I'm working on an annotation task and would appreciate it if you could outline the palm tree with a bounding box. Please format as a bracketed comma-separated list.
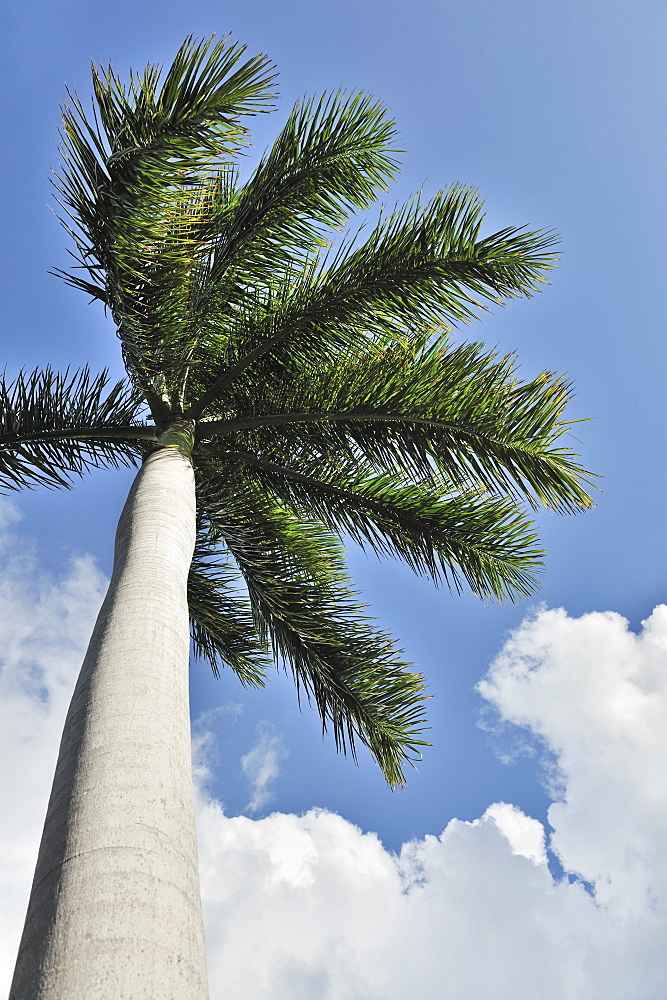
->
[4, 34, 593, 1000]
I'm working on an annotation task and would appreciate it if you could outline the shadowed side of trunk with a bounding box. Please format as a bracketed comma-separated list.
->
[10, 447, 209, 1000]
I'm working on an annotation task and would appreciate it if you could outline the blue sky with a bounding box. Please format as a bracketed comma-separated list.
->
[2, 2, 667, 996]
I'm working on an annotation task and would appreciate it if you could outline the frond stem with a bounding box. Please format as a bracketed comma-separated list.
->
[215, 449, 386, 505]
[196, 411, 558, 464]
[183, 331, 296, 421]
[0, 425, 159, 448]
[199, 410, 465, 436]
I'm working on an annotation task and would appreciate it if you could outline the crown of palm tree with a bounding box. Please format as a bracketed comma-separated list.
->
[0, 35, 593, 787]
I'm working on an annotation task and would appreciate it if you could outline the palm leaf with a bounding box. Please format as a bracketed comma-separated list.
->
[210, 452, 543, 601]
[196, 330, 594, 514]
[52, 35, 277, 411]
[0, 368, 148, 492]
[185, 186, 558, 418]
[188, 528, 271, 686]
[191, 91, 400, 311]
[197, 475, 429, 786]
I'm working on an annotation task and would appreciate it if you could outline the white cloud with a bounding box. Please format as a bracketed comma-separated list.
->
[196, 801, 599, 1000]
[191, 703, 244, 793]
[479, 605, 667, 913]
[1, 504, 666, 1000]
[240, 722, 288, 813]
[195, 604, 667, 999]
[484, 801, 547, 864]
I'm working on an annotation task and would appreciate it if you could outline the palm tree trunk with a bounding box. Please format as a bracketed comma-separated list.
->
[10, 447, 209, 1000]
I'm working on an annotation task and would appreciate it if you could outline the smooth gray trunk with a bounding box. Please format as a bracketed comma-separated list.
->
[10, 448, 209, 1000]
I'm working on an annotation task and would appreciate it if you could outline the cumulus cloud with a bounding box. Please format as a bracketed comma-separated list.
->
[479, 605, 667, 913]
[196, 605, 667, 1000]
[484, 800, 547, 864]
[1, 502, 666, 1000]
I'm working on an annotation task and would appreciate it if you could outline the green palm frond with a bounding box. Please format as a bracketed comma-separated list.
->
[186, 187, 558, 417]
[198, 485, 428, 787]
[0, 367, 148, 492]
[196, 330, 593, 514]
[188, 529, 270, 686]
[192, 92, 400, 306]
[212, 452, 543, 601]
[198, 462, 350, 599]
[56, 34, 277, 281]
[53, 35, 277, 409]
[214, 512, 426, 786]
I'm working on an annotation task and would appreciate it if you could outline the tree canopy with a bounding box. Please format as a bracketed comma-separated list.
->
[0, 35, 594, 787]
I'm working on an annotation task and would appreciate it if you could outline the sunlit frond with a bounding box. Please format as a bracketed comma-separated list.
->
[188, 528, 271, 685]
[186, 188, 558, 418]
[195, 329, 594, 514]
[197, 473, 429, 787]
[53, 35, 277, 409]
[190, 92, 400, 312]
[205, 452, 543, 601]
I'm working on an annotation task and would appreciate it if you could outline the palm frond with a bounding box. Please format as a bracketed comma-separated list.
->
[188, 529, 271, 685]
[191, 92, 399, 310]
[52, 35, 277, 405]
[196, 330, 594, 514]
[0, 367, 147, 492]
[186, 186, 558, 418]
[197, 475, 429, 786]
[214, 453, 544, 601]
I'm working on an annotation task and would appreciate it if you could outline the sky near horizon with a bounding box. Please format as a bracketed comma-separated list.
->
[2, 1, 667, 996]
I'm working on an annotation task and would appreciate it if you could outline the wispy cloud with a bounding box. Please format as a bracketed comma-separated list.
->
[241, 722, 288, 813]
[191, 703, 244, 791]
